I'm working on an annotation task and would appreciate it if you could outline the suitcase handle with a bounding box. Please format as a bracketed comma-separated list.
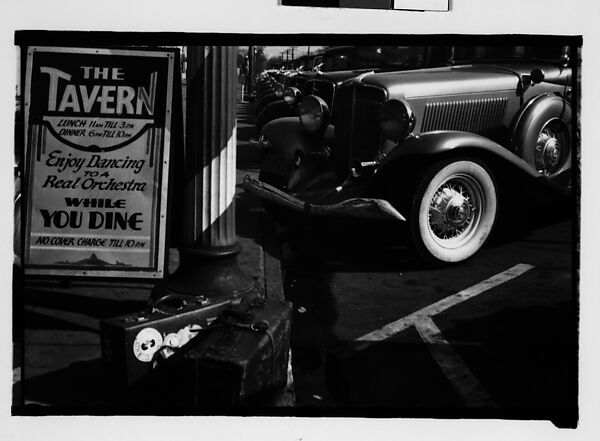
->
[150, 294, 208, 314]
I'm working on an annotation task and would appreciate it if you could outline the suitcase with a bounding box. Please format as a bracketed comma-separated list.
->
[100, 293, 243, 389]
[136, 296, 292, 408]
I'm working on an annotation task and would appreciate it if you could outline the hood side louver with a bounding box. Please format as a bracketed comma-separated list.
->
[421, 97, 508, 133]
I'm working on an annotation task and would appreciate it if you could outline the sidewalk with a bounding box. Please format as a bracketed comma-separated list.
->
[12, 97, 292, 410]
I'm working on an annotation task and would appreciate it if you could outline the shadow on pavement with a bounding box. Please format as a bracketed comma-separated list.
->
[490, 183, 574, 248]
[24, 289, 147, 324]
[326, 330, 464, 409]
[284, 267, 340, 406]
[438, 300, 578, 427]
[263, 181, 574, 273]
[319, 283, 576, 425]
[14, 357, 106, 410]
[271, 172, 576, 424]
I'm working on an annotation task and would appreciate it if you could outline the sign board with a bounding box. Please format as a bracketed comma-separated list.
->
[23, 47, 176, 278]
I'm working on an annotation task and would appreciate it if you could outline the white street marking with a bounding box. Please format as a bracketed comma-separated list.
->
[356, 263, 534, 342]
[349, 263, 534, 408]
[415, 316, 498, 408]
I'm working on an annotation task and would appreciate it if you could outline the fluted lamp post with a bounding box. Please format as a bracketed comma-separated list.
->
[162, 46, 255, 299]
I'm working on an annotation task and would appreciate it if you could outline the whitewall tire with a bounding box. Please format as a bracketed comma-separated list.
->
[409, 159, 498, 264]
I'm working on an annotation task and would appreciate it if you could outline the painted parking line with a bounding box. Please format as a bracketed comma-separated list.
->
[349, 263, 534, 407]
[415, 316, 497, 408]
[356, 263, 535, 343]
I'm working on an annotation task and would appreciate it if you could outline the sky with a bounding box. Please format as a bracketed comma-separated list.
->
[262, 46, 324, 62]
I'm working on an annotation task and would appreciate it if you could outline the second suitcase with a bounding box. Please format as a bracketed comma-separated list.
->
[137, 296, 292, 408]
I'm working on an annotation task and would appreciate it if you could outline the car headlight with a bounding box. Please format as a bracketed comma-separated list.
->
[298, 95, 330, 133]
[283, 87, 301, 105]
[380, 99, 416, 142]
[274, 84, 284, 98]
[259, 135, 272, 153]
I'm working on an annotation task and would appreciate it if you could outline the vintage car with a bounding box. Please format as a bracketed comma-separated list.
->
[292, 53, 322, 73]
[254, 71, 301, 115]
[254, 46, 370, 120]
[254, 54, 322, 113]
[301, 53, 323, 72]
[255, 46, 452, 134]
[253, 49, 343, 117]
[244, 45, 574, 265]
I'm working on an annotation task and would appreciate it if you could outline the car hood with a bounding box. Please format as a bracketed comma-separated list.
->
[299, 69, 382, 85]
[357, 62, 567, 99]
[320, 69, 383, 85]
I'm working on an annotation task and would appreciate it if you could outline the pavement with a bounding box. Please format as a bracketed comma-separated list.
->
[12, 95, 292, 412]
[274, 184, 577, 426]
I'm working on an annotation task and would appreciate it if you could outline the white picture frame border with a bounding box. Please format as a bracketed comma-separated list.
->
[393, 0, 449, 11]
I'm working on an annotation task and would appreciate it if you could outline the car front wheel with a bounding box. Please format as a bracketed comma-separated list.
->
[409, 159, 498, 265]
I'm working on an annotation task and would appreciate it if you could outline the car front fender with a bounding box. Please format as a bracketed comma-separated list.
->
[370, 130, 571, 202]
[262, 117, 334, 162]
[256, 93, 282, 114]
[378, 131, 540, 178]
[256, 100, 296, 133]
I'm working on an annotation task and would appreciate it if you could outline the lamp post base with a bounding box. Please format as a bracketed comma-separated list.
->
[153, 245, 258, 301]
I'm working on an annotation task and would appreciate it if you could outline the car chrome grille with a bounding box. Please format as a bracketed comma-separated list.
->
[333, 85, 387, 176]
[420, 97, 508, 133]
[304, 79, 336, 109]
[290, 76, 308, 90]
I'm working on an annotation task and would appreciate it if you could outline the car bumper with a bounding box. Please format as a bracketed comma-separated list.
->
[242, 175, 406, 221]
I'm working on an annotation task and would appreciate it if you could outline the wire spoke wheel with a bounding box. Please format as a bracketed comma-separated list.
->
[534, 118, 569, 177]
[410, 159, 498, 264]
[427, 175, 483, 247]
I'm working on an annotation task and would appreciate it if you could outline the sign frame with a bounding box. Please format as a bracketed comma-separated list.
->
[22, 46, 177, 279]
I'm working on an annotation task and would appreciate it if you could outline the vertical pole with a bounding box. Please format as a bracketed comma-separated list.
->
[248, 46, 254, 94]
[164, 46, 254, 299]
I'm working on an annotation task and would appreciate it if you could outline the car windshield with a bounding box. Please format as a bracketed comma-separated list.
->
[320, 46, 428, 72]
[321, 50, 354, 72]
[528, 45, 568, 62]
[299, 57, 315, 70]
[354, 46, 427, 69]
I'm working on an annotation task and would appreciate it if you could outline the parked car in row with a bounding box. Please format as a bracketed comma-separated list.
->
[254, 53, 322, 115]
[254, 46, 368, 120]
[256, 46, 452, 135]
[244, 45, 574, 265]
